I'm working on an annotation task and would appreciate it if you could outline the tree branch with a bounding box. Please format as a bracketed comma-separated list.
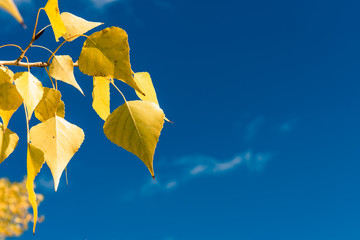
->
[0, 60, 78, 68]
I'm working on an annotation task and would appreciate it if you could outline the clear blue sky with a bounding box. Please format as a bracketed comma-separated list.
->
[1, 0, 360, 239]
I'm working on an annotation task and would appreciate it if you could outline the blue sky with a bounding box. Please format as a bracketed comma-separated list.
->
[1, 0, 360, 239]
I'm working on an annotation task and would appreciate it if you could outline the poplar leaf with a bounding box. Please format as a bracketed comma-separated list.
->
[134, 72, 171, 122]
[92, 76, 110, 120]
[104, 101, 165, 177]
[78, 27, 144, 95]
[56, 100, 65, 118]
[44, 0, 67, 42]
[49, 55, 84, 95]
[34, 87, 61, 122]
[0, 66, 14, 83]
[60, 12, 103, 41]
[0, 0, 25, 27]
[26, 143, 44, 234]
[29, 116, 84, 191]
[0, 123, 19, 164]
[0, 80, 23, 129]
[14, 72, 44, 120]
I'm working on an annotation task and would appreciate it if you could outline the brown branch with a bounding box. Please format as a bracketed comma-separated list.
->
[0, 60, 78, 68]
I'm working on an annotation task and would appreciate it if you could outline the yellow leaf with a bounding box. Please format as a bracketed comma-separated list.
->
[25, 143, 44, 234]
[29, 116, 84, 191]
[78, 27, 144, 95]
[0, 81, 23, 129]
[56, 100, 65, 118]
[44, 0, 67, 42]
[92, 76, 110, 120]
[134, 72, 159, 104]
[0, 0, 25, 27]
[103, 101, 165, 177]
[0, 123, 19, 164]
[0, 66, 14, 83]
[14, 72, 44, 120]
[60, 12, 103, 41]
[49, 55, 84, 95]
[34, 87, 61, 122]
[134, 72, 171, 122]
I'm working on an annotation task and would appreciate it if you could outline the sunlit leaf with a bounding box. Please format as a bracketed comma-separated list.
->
[78, 27, 144, 94]
[0, 123, 19, 164]
[0, 80, 23, 129]
[0, 0, 25, 27]
[104, 101, 165, 177]
[34, 87, 61, 122]
[29, 116, 84, 191]
[92, 76, 110, 120]
[14, 72, 44, 120]
[134, 72, 171, 122]
[49, 55, 84, 95]
[25, 143, 45, 234]
[60, 12, 103, 41]
[44, 0, 67, 42]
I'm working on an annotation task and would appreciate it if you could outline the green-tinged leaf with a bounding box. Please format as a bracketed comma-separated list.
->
[92, 76, 110, 120]
[34, 87, 61, 122]
[56, 100, 65, 118]
[29, 116, 84, 191]
[14, 72, 44, 120]
[25, 143, 45, 234]
[0, 81, 23, 129]
[44, 0, 67, 41]
[0, 66, 14, 83]
[0, 123, 19, 164]
[134, 72, 171, 122]
[78, 27, 144, 94]
[0, 0, 25, 27]
[60, 12, 103, 41]
[49, 55, 84, 95]
[103, 101, 165, 177]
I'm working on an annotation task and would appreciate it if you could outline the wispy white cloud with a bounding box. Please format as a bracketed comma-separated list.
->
[121, 151, 272, 200]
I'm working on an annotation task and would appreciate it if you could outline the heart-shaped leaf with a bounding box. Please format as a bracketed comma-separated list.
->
[30, 116, 84, 191]
[78, 27, 144, 95]
[104, 101, 165, 177]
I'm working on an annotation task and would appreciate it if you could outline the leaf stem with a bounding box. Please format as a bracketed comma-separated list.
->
[31, 45, 54, 54]
[109, 79, 127, 102]
[32, 8, 44, 40]
[0, 44, 23, 51]
[44, 67, 55, 89]
[47, 34, 88, 64]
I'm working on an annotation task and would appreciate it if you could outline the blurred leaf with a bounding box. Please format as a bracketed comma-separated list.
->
[104, 101, 165, 177]
[0, 0, 25, 27]
[56, 100, 65, 118]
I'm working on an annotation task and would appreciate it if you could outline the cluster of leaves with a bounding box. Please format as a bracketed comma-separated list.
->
[0, 0, 169, 234]
[0, 178, 43, 239]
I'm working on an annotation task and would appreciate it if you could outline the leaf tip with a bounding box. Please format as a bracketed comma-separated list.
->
[152, 175, 155, 180]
